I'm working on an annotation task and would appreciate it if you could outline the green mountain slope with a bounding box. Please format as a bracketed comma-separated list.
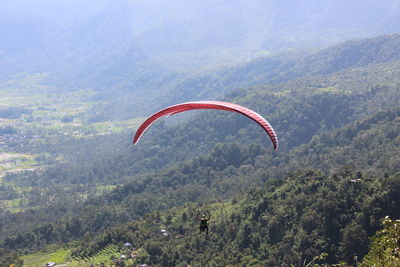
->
[66, 109, 400, 266]
[1, 34, 400, 265]
[2, 102, 399, 266]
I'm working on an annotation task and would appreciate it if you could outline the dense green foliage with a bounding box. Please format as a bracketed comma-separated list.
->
[0, 248, 23, 266]
[360, 215, 400, 266]
[69, 170, 400, 266]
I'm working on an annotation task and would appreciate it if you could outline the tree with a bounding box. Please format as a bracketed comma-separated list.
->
[360, 216, 400, 267]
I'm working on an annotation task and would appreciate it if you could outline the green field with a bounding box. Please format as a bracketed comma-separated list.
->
[22, 245, 137, 267]
[22, 249, 69, 267]
[0, 153, 39, 179]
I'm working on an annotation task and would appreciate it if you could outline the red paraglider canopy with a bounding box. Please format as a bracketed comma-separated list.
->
[133, 101, 278, 150]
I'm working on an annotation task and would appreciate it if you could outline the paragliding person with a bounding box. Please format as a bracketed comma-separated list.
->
[196, 211, 210, 235]
[133, 101, 279, 150]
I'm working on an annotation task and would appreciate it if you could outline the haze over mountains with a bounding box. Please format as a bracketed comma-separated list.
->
[2, 0, 400, 118]
[2, 0, 400, 80]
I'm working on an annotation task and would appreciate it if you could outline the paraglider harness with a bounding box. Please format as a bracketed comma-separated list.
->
[196, 211, 210, 235]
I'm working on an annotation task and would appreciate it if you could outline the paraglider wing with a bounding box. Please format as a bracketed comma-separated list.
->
[133, 101, 278, 150]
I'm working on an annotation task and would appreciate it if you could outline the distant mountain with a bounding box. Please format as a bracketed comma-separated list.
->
[2, 0, 400, 83]
[208, 33, 400, 96]
[2, 1, 400, 123]
[94, 33, 400, 120]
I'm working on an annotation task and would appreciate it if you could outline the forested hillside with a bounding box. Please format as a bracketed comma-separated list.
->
[1, 34, 400, 266]
[69, 169, 400, 266]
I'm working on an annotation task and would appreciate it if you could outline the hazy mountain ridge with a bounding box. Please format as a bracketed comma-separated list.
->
[2, 0, 400, 59]
[82, 33, 400, 122]
[2, 0, 400, 97]
[217, 33, 400, 92]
